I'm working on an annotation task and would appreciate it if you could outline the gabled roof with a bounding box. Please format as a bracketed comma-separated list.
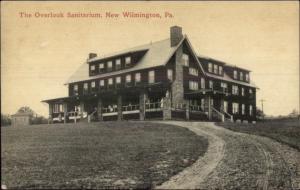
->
[65, 37, 186, 84]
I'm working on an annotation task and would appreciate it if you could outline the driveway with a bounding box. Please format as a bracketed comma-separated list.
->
[155, 121, 300, 190]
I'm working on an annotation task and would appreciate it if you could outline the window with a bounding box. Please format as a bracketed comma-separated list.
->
[125, 56, 131, 66]
[73, 84, 78, 95]
[116, 76, 121, 84]
[91, 81, 96, 88]
[189, 81, 198, 90]
[214, 65, 218, 74]
[219, 66, 223, 75]
[100, 80, 105, 87]
[182, 54, 189, 66]
[209, 80, 213, 89]
[189, 68, 198, 76]
[242, 104, 245, 115]
[221, 82, 228, 93]
[249, 105, 253, 116]
[135, 73, 141, 83]
[240, 72, 243, 81]
[208, 63, 213, 72]
[116, 59, 121, 70]
[201, 98, 205, 111]
[241, 87, 245, 96]
[249, 89, 253, 94]
[83, 83, 88, 94]
[126, 74, 131, 83]
[149, 70, 155, 83]
[167, 69, 173, 80]
[233, 70, 237, 79]
[232, 85, 239, 95]
[108, 78, 113, 85]
[201, 78, 205, 89]
[107, 61, 113, 71]
[245, 74, 249, 82]
[232, 102, 239, 114]
[91, 65, 95, 71]
[223, 101, 228, 113]
[99, 63, 105, 73]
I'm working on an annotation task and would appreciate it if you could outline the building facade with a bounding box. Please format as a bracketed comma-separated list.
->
[43, 26, 257, 123]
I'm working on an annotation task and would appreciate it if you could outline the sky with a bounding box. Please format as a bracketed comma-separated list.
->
[1, 1, 299, 117]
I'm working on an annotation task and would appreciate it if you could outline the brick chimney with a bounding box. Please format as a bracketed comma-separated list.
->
[88, 53, 97, 59]
[170, 26, 183, 47]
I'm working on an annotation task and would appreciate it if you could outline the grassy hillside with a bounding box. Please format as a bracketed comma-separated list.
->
[217, 118, 300, 150]
[1, 121, 208, 189]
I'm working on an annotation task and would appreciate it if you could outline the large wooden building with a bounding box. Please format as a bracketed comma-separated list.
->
[43, 26, 257, 123]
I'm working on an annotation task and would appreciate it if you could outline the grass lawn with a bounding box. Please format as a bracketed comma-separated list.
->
[1, 121, 208, 189]
[217, 118, 300, 150]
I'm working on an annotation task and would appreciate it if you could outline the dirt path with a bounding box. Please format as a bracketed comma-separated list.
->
[155, 121, 300, 190]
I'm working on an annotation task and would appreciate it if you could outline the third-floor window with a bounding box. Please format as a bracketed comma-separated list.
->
[189, 68, 198, 76]
[125, 56, 131, 67]
[107, 61, 113, 71]
[245, 74, 249, 82]
[240, 72, 243, 81]
[219, 66, 223, 75]
[208, 63, 213, 72]
[99, 63, 105, 73]
[214, 65, 218, 74]
[116, 59, 121, 70]
[182, 54, 189, 66]
[233, 70, 237, 79]
[91, 65, 95, 71]
[73, 84, 78, 95]
[149, 70, 155, 83]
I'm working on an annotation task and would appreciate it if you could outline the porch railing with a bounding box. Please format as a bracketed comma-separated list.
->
[172, 103, 187, 111]
[145, 102, 162, 112]
[211, 107, 225, 122]
[122, 104, 139, 111]
[190, 105, 205, 112]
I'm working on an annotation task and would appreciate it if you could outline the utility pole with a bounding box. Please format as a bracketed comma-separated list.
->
[260, 99, 266, 120]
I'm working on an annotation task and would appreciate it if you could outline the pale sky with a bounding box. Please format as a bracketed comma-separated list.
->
[1, 1, 299, 117]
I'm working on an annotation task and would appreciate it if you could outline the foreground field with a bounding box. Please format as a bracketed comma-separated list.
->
[217, 118, 300, 150]
[1, 122, 208, 189]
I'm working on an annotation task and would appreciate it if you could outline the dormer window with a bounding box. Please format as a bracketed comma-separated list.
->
[233, 70, 237, 79]
[182, 54, 189, 66]
[116, 59, 121, 70]
[148, 70, 155, 83]
[219, 66, 223, 75]
[208, 63, 213, 72]
[189, 68, 198, 76]
[107, 61, 113, 71]
[245, 74, 249, 82]
[240, 72, 243, 81]
[126, 74, 132, 83]
[125, 56, 131, 67]
[213, 65, 218, 74]
[99, 63, 105, 73]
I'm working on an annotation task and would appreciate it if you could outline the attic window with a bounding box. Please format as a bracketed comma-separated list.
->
[214, 65, 218, 74]
[116, 59, 121, 70]
[233, 70, 237, 79]
[240, 72, 243, 81]
[182, 54, 189, 66]
[125, 56, 131, 66]
[219, 66, 223, 75]
[107, 61, 113, 71]
[208, 63, 213, 72]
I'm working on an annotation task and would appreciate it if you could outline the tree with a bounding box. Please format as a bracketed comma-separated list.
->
[288, 109, 299, 118]
[17, 106, 35, 115]
[1, 114, 11, 126]
[256, 108, 265, 120]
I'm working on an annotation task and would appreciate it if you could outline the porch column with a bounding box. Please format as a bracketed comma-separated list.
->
[63, 103, 68, 124]
[185, 100, 190, 120]
[163, 96, 172, 120]
[80, 101, 84, 119]
[97, 98, 103, 121]
[139, 91, 146, 121]
[117, 94, 122, 121]
[205, 96, 212, 120]
[48, 104, 53, 124]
